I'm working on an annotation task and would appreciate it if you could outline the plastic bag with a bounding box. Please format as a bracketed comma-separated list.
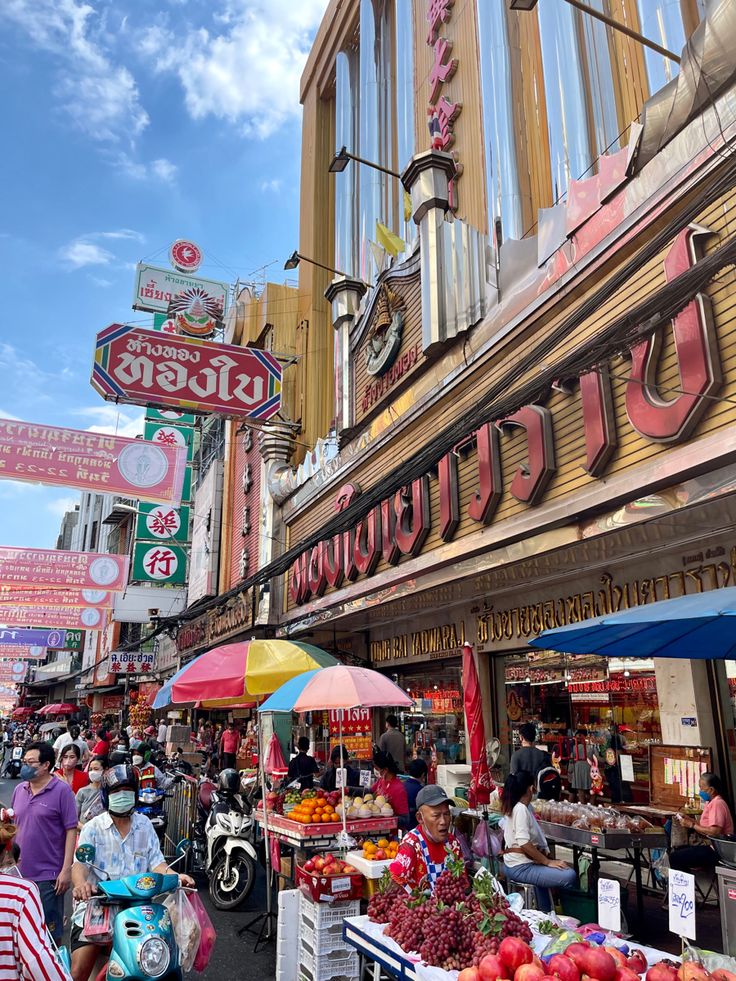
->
[164, 888, 201, 972]
[472, 819, 491, 858]
[188, 891, 216, 973]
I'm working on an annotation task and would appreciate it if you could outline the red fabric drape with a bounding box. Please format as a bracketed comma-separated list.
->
[462, 643, 493, 806]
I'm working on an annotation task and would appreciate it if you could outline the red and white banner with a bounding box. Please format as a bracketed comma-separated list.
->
[0, 548, 129, 590]
[0, 663, 27, 684]
[0, 418, 187, 506]
[0, 605, 105, 630]
[0, 587, 113, 609]
[0, 646, 46, 660]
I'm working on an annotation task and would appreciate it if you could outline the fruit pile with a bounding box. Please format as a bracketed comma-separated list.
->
[264, 791, 284, 814]
[301, 853, 358, 876]
[367, 858, 533, 972]
[288, 789, 342, 825]
[361, 837, 399, 862]
[337, 793, 394, 819]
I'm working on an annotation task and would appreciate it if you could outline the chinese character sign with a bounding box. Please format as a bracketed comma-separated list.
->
[143, 422, 195, 461]
[92, 325, 282, 421]
[135, 504, 190, 544]
[0, 419, 187, 507]
[109, 650, 155, 674]
[0, 548, 129, 590]
[132, 542, 187, 585]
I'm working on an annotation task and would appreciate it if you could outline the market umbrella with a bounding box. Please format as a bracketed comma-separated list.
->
[169, 640, 339, 704]
[37, 703, 77, 716]
[152, 655, 205, 709]
[11, 706, 33, 718]
[528, 587, 736, 659]
[462, 643, 493, 806]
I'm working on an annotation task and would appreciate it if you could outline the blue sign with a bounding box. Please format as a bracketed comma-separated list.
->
[0, 628, 68, 648]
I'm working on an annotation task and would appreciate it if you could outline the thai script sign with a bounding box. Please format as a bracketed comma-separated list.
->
[0, 587, 113, 609]
[0, 662, 27, 684]
[0, 419, 187, 507]
[169, 240, 203, 275]
[109, 650, 155, 674]
[0, 548, 129, 591]
[176, 590, 253, 656]
[0, 605, 105, 630]
[0, 646, 46, 660]
[132, 542, 187, 585]
[132, 262, 228, 316]
[92, 325, 282, 421]
[0, 628, 80, 649]
[328, 709, 371, 734]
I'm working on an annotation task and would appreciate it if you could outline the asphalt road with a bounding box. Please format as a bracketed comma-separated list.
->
[0, 777, 277, 980]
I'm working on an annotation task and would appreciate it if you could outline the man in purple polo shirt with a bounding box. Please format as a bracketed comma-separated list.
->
[12, 740, 77, 942]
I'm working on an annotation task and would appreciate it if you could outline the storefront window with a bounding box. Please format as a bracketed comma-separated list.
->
[635, 0, 686, 93]
[335, 48, 360, 278]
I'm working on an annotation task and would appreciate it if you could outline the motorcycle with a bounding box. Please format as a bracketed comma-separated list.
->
[202, 777, 258, 910]
[2, 745, 22, 779]
[75, 844, 183, 981]
[136, 786, 169, 842]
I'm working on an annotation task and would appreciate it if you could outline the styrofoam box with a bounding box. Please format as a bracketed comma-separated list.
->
[344, 851, 391, 879]
[276, 889, 300, 981]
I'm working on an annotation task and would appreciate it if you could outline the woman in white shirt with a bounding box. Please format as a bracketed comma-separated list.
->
[501, 770, 577, 911]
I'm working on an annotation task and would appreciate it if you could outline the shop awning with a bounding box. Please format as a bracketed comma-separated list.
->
[528, 587, 736, 659]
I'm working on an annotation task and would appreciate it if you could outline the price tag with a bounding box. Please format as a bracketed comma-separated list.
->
[619, 754, 635, 782]
[331, 876, 350, 893]
[669, 869, 696, 939]
[359, 769, 372, 788]
[335, 767, 347, 788]
[597, 877, 621, 931]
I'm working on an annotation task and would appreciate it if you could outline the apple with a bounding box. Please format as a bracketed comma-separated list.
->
[303, 859, 315, 873]
[500, 939, 533, 974]
[548, 955, 580, 981]
[711, 971, 736, 981]
[578, 947, 617, 981]
[566, 946, 592, 971]
[342, 864, 357, 873]
[647, 969, 678, 981]
[627, 953, 648, 975]
[459, 970, 481, 981]
[614, 969, 641, 981]
[312, 857, 325, 872]
[375, 849, 387, 860]
[479, 954, 511, 981]
[605, 950, 628, 969]
[516, 964, 546, 981]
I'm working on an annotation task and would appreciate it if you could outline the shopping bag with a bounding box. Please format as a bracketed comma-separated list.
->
[472, 819, 491, 858]
[164, 889, 201, 972]
[188, 891, 216, 973]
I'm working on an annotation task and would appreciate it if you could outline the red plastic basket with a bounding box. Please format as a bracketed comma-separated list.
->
[296, 864, 363, 902]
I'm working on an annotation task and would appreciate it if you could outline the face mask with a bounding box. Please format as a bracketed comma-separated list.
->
[132, 755, 143, 766]
[108, 790, 136, 815]
[20, 764, 38, 782]
[88, 770, 103, 783]
[699, 790, 710, 802]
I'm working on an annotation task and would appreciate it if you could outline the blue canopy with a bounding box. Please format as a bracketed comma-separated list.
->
[528, 587, 736, 659]
[257, 669, 320, 713]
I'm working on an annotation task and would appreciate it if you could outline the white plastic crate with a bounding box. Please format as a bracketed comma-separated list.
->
[299, 893, 360, 927]
[300, 917, 344, 956]
[277, 889, 301, 981]
[298, 945, 359, 981]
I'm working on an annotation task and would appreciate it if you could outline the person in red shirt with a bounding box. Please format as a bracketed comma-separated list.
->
[389, 785, 463, 892]
[220, 721, 241, 770]
[671, 772, 735, 874]
[53, 745, 89, 795]
[372, 748, 409, 825]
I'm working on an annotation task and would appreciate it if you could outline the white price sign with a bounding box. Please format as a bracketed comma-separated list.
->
[359, 769, 372, 788]
[335, 767, 347, 789]
[597, 877, 621, 931]
[669, 869, 696, 939]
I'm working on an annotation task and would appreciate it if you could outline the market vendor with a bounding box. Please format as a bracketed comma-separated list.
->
[320, 744, 359, 792]
[670, 771, 734, 874]
[372, 748, 409, 825]
[388, 785, 463, 891]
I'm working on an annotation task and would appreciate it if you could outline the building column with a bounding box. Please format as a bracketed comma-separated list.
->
[324, 276, 368, 436]
[259, 422, 297, 622]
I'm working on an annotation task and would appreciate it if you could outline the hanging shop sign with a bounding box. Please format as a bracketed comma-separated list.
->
[132, 263, 228, 317]
[328, 709, 370, 734]
[142, 421, 194, 461]
[101, 694, 124, 710]
[176, 589, 254, 657]
[92, 325, 282, 421]
[132, 542, 187, 585]
[0, 646, 46, 660]
[0, 419, 187, 507]
[109, 650, 155, 674]
[169, 240, 203, 275]
[0, 587, 113, 610]
[187, 462, 223, 604]
[0, 548, 129, 591]
[369, 620, 466, 667]
[135, 504, 190, 544]
[0, 605, 105, 630]
[0, 628, 79, 650]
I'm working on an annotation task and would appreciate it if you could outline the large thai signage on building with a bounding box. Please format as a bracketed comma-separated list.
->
[109, 650, 155, 674]
[92, 325, 282, 421]
[132, 263, 229, 317]
[176, 590, 253, 657]
[369, 617, 467, 667]
[0, 419, 187, 506]
[288, 226, 724, 608]
[0, 548, 129, 591]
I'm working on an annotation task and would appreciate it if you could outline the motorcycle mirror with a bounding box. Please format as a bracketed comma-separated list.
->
[75, 844, 95, 865]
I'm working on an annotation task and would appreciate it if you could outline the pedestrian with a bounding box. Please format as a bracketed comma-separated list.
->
[54, 744, 90, 794]
[91, 727, 111, 758]
[569, 728, 593, 804]
[11, 741, 78, 943]
[76, 756, 106, 828]
[0, 809, 72, 980]
[157, 718, 168, 746]
[372, 748, 409, 826]
[220, 720, 241, 771]
[510, 723, 552, 779]
[287, 735, 319, 789]
[379, 714, 406, 772]
[320, 744, 359, 792]
[52, 724, 89, 767]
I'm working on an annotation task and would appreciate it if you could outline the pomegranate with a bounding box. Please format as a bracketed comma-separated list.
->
[566, 945, 593, 971]
[578, 947, 617, 981]
[677, 966, 710, 981]
[605, 950, 628, 969]
[614, 968, 642, 981]
[515, 965, 546, 981]
[711, 971, 736, 981]
[627, 952, 648, 974]
[499, 938, 533, 973]
[459, 970, 481, 981]
[548, 955, 581, 981]
[646, 968, 678, 981]
[479, 954, 511, 981]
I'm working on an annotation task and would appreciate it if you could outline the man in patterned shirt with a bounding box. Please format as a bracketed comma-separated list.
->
[389, 785, 464, 892]
[69, 765, 194, 981]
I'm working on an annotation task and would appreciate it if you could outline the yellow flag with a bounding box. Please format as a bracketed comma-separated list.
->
[403, 190, 413, 223]
[376, 221, 405, 258]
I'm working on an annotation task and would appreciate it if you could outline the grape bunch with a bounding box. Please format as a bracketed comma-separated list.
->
[367, 888, 400, 924]
[472, 931, 501, 966]
[385, 902, 429, 952]
[433, 852, 470, 907]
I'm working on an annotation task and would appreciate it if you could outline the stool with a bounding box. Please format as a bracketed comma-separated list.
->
[509, 882, 537, 909]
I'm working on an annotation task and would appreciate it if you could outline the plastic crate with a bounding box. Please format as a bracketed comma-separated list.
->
[296, 864, 363, 902]
[298, 945, 359, 981]
[300, 920, 344, 956]
[299, 893, 360, 926]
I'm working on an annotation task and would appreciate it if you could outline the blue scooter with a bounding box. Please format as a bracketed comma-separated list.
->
[75, 845, 183, 981]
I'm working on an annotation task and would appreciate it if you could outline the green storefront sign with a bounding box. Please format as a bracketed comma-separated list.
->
[132, 541, 188, 585]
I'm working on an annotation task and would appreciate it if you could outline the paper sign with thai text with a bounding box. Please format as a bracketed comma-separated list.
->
[92, 325, 282, 421]
[109, 650, 155, 674]
[0, 587, 113, 609]
[132, 263, 229, 316]
[0, 419, 186, 506]
[0, 605, 105, 630]
[0, 663, 28, 684]
[669, 869, 696, 938]
[597, 878, 621, 931]
[0, 646, 46, 660]
[0, 547, 129, 591]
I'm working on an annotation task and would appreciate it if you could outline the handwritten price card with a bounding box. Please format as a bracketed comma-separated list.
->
[597, 877, 621, 931]
[669, 869, 696, 939]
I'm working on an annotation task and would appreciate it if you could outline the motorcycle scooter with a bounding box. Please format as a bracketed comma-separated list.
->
[204, 774, 258, 910]
[75, 844, 184, 981]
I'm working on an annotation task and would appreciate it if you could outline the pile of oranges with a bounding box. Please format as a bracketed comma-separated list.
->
[362, 837, 399, 861]
[288, 796, 341, 825]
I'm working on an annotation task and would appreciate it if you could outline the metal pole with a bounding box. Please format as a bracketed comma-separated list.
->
[562, 0, 680, 63]
[344, 152, 402, 179]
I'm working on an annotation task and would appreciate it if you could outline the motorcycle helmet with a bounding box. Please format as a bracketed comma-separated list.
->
[217, 768, 240, 793]
[103, 764, 139, 793]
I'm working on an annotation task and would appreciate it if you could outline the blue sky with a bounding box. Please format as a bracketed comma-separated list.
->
[0, 0, 327, 549]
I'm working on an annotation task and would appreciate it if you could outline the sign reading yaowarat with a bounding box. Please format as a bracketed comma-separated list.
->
[0, 587, 114, 609]
[0, 605, 105, 630]
[0, 548, 129, 591]
[132, 263, 228, 315]
[0, 419, 187, 506]
[92, 326, 282, 420]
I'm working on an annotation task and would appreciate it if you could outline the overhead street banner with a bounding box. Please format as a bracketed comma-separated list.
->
[0, 628, 82, 649]
[92, 325, 282, 420]
[0, 605, 105, 630]
[0, 419, 187, 506]
[0, 548, 129, 591]
[0, 663, 28, 684]
[0, 587, 114, 609]
[0, 646, 47, 660]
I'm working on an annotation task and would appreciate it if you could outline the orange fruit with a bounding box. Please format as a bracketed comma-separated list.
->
[330, 813, 340, 822]
[377, 839, 389, 849]
[322, 814, 331, 823]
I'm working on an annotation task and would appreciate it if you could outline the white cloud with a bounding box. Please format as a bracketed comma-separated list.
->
[151, 158, 178, 182]
[96, 229, 145, 242]
[0, 409, 21, 421]
[141, 0, 328, 138]
[72, 405, 144, 439]
[260, 178, 282, 193]
[4, 0, 148, 144]
[88, 275, 114, 288]
[113, 153, 178, 183]
[59, 241, 114, 269]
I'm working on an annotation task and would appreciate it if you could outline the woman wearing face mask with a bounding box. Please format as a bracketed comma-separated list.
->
[75, 756, 106, 828]
[371, 748, 409, 826]
[54, 744, 90, 795]
[671, 772, 734, 874]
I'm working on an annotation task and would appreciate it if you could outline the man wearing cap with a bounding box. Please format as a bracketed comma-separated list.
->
[389, 785, 463, 892]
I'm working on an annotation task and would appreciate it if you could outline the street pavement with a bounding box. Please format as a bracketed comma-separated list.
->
[0, 776, 277, 980]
